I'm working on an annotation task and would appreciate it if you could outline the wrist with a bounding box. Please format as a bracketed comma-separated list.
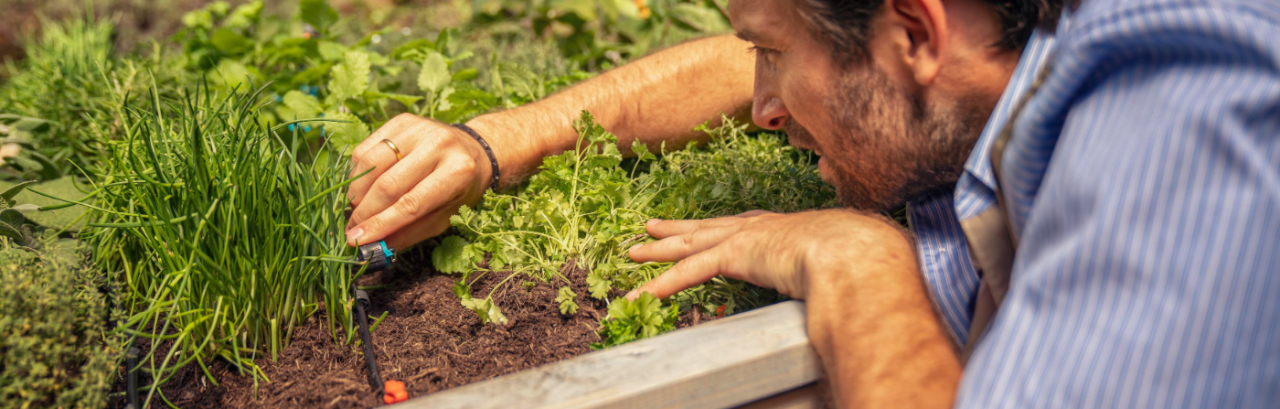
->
[800, 211, 922, 337]
[462, 114, 531, 190]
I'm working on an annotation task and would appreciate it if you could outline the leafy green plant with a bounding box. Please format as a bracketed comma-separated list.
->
[0, 181, 37, 246]
[0, 18, 116, 181]
[472, 0, 731, 69]
[80, 85, 360, 401]
[433, 112, 836, 341]
[590, 292, 678, 349]
[0, 245, 122, 409]
[176, 0, 592, 156]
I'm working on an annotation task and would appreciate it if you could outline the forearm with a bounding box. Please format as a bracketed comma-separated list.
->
[805, 219, 961, 408]
[466, 35, 755, 187]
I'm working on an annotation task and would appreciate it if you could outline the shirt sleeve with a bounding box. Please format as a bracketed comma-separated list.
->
[957, 3, 1280, 408]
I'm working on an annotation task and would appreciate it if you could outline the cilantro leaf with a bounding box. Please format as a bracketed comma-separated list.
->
[432, 236, 477, 274]
[461, 297, 509, 325]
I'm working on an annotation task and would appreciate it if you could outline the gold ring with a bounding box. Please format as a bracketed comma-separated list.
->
[380, 139, 403, 161]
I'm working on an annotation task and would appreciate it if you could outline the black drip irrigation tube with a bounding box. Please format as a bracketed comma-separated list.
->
[352, 241, 405, 404]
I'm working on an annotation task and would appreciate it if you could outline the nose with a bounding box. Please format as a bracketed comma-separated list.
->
[752, 96, 790, 131]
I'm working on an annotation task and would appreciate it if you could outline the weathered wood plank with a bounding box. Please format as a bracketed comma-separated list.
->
[399, 300, 820, 409]
[735, 384, 827, 409]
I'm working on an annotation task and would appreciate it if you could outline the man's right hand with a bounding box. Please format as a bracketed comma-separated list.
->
[344, 113, 494, 250]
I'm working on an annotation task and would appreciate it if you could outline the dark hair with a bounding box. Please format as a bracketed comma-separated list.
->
[798, 0, 1071, 63]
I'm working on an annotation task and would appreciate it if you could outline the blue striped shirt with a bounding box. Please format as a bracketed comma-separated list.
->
[909, 0, 1280, 406]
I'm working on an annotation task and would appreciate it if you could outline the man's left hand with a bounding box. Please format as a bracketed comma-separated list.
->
[626, 209, 904, 300]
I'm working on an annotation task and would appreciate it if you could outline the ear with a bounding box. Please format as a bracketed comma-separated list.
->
[886, 0, 947, 86]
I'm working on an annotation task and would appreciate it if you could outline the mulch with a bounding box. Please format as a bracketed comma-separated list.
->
[110, 245, 708, 408]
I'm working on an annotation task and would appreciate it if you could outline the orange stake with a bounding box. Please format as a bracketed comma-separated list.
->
[383, 380, 409, 404]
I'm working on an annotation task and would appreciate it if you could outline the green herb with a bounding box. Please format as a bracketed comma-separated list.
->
[591, 292, 678, 349]
[81, 85, 358, 399]
[0, 246, 123, 409]
[556, 286, 580, 315]
[433, 111, 835, 338]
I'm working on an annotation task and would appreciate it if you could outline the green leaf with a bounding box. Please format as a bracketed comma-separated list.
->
[452, 68, 480, 83]
[282, 91, 322, 119]
[317, 41, 348, 62]
[211, 29, 253, 54]
[587, 268, 613, 300]
[630, 140, 657, 162]
[9, 178, 88, 231]
[385, 93, 424, 110]
[211, 59, 254, 90]
[417, 51, 450, 94]
[452, 278, 472, 299]
[461, 297, 509, 325]
[555, 287, 579, 315]
[594, 293, 677, 348]
[0, 180, 35, 202]
[328, 51, 371, 103]
[0, 209, 24, 240]
[0, 218, 22, 241]
[223, 1, 263, 29]
[300, 0, 339, 33]
[182, 9, 215, 29]
[432, 236, 476, 274]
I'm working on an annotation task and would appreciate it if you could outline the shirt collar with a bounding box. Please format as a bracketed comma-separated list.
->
[961, 28, 1061, 193]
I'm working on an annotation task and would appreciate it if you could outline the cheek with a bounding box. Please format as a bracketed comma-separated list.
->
[782, 67, 841, 144]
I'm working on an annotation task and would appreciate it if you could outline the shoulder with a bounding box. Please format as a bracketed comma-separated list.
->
[1058, 0, 1280, 76]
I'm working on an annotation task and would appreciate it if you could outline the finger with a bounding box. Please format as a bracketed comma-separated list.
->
[627, 245, 741, 300]
[629, 225, 739, 263]
[346, 151, 442, 230]
[346, 160, 470, 246]
[350, 113, 419, 162]
[735, 210, 776, 217]
[645, 217, 750, 239]
[347, 119, 426, 207]
[382, 207, 455, 251]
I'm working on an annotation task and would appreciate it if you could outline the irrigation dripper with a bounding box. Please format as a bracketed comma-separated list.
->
[350, 240, 410, 404]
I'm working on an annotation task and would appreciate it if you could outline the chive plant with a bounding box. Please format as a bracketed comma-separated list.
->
[81, 84, 361, 402]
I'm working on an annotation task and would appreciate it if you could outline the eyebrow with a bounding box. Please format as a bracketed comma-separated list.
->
[734, 29, 760, 43]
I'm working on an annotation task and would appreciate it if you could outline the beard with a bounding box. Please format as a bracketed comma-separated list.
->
[785, 67, 984, 212]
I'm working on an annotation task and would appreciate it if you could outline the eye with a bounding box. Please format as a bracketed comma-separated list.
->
[749, 45, 778, 64]
[748, 45, 776, 56]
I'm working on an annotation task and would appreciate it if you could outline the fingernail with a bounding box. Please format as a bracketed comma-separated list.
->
[629, 244, 641, 253]
[346, 227, 364, 244]
[646, 219, 660, 227]
[625, 290, 639, 300]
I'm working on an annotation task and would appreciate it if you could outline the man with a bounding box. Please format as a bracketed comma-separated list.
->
[344, 0, 1280, 407]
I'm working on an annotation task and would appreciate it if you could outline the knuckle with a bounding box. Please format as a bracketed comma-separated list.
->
[679, 234, 697, 249]
[395, 193, 427, 217]
[393, 113, 420, 123]
[372, 174, 403, 198]
[453, 158, 478, 175]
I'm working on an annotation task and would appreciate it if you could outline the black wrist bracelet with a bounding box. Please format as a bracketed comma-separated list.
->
[452, 123, 501, 191]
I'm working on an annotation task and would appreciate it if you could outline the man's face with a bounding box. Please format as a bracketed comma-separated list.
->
[729, 0, 987, 212]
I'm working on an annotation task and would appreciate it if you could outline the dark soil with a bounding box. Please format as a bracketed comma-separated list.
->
[112, 246, 709, 408]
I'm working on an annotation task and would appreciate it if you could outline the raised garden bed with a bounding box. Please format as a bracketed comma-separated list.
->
[123, 247, 823, 409]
